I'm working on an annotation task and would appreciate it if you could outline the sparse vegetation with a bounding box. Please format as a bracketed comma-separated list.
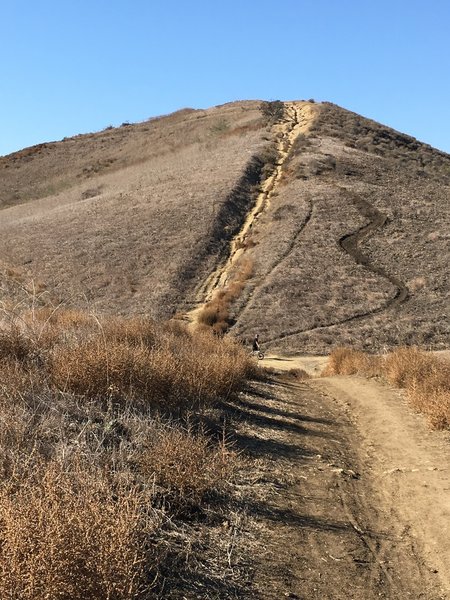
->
[210, 118, 230, 134]
[324, 347, 450, 429]
[311, 102, 450, 180]
[0, 101, 268, 321]
[235, 102, 450, 354]
[1, 99, 449, 353]
[2, 99, 449, 597]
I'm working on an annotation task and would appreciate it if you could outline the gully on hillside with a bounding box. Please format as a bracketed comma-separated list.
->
[186, 101, 318, 326]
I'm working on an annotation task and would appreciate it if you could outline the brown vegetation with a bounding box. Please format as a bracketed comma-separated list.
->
[259, 100, 286, 124]
[0, 307, 255, 598]
[1, 100, 449, 354]
[311, 102, 450, 180]
[324, 347, 450, 429]
[0, 101, 268, 319]
[198, 259, 254, 335]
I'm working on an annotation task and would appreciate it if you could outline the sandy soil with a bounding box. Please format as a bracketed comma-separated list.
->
[234, 373, 449, 599]
[262, 353, 328, 376]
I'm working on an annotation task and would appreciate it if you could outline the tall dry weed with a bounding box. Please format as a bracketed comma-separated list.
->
[139, 425, 237, 512]
[198, 259, 253, 334]
[325, 346, 450, 428]
[323, 347, 382, 377]
[0, 459, 161, 600]
[48, 325, 254, 411]
[0, 308, 252, 596]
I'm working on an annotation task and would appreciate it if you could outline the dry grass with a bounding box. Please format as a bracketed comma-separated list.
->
[325, 347, 450, 429]
[0, 101, 267, 320]
[0, 307, 255, 410]
[0, 307, 254, 597]
[311, 102, 450, 179]
[198, 259, 253, 335]
[0, 459, 160, 600]
[139, 426, 236, 512]
[2, 102, 449, 355]
[235, 103, 450, 354]
[323, 347, 382, 377]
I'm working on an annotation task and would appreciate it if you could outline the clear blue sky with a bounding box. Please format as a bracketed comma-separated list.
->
[1, 0, 449, 156]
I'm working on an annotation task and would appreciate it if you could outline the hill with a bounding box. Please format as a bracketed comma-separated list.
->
[1, 100, 449, 353]
[0, 102, 269, 317]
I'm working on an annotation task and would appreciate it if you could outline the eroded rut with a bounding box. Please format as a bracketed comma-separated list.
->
[186, 102, 317, 323]
[340, 190, 408, 306]
[186, 99, 408, 341]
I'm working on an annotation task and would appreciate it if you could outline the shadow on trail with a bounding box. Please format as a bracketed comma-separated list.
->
[231, 430, 317, 460]
[219, 378, 337, 461]
[244, 498, 353, 534]
[238, 396, 333, 425]
[158, 557, 252, 600]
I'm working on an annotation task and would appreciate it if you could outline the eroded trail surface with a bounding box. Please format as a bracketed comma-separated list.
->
[234, 373, 449, 599]
[187, 102, 317, 324]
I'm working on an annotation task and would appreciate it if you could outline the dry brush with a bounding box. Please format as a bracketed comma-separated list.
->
[0, 308, 256, 598]
[325, 346, 450, 429]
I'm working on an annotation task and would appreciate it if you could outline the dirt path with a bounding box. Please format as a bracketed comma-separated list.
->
[186, 102, 318, 324]
[178, 98, 449, 596]
[265, 188, 409, 346]
[234, 373, 449, 599]
[313, 375, 450, 590]
[261, 353, 328, 376]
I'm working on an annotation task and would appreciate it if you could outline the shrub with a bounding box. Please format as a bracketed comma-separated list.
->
[259, 100, 285, 124]
[197, 260, 253, 335]
[323, 347, 381, 376]
[48, 323, 253, 411]
[0, 307, 252, 597]
[139, 425, 237, 512]
[0, 326, 33, 362]
[0, 459, 161, 600]
[210, 118, 229, 134]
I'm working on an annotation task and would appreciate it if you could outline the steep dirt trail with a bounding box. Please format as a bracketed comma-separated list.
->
[265, 187, 409, 346]
[235, 372, 449, 598]
[186, 102, 317, 324]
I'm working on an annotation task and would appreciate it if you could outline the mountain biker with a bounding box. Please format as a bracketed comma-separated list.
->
[252, 334, 260, 352]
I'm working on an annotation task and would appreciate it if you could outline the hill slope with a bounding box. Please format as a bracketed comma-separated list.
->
[1, 101, 449, 352]
[0, 102, 269, 317]
[231, 102, 450, 352]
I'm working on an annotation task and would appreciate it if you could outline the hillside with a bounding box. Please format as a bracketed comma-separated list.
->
[1, 100, 449, 353]
[0, 102, 269, 318]
[233, 102, 450, 352]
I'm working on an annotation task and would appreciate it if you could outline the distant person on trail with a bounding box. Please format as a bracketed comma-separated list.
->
[252, 334, 260, 352]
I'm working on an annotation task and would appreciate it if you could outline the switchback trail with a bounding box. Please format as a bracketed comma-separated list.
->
[265, 188, 409, 346]
[234, 371, 449, 598]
